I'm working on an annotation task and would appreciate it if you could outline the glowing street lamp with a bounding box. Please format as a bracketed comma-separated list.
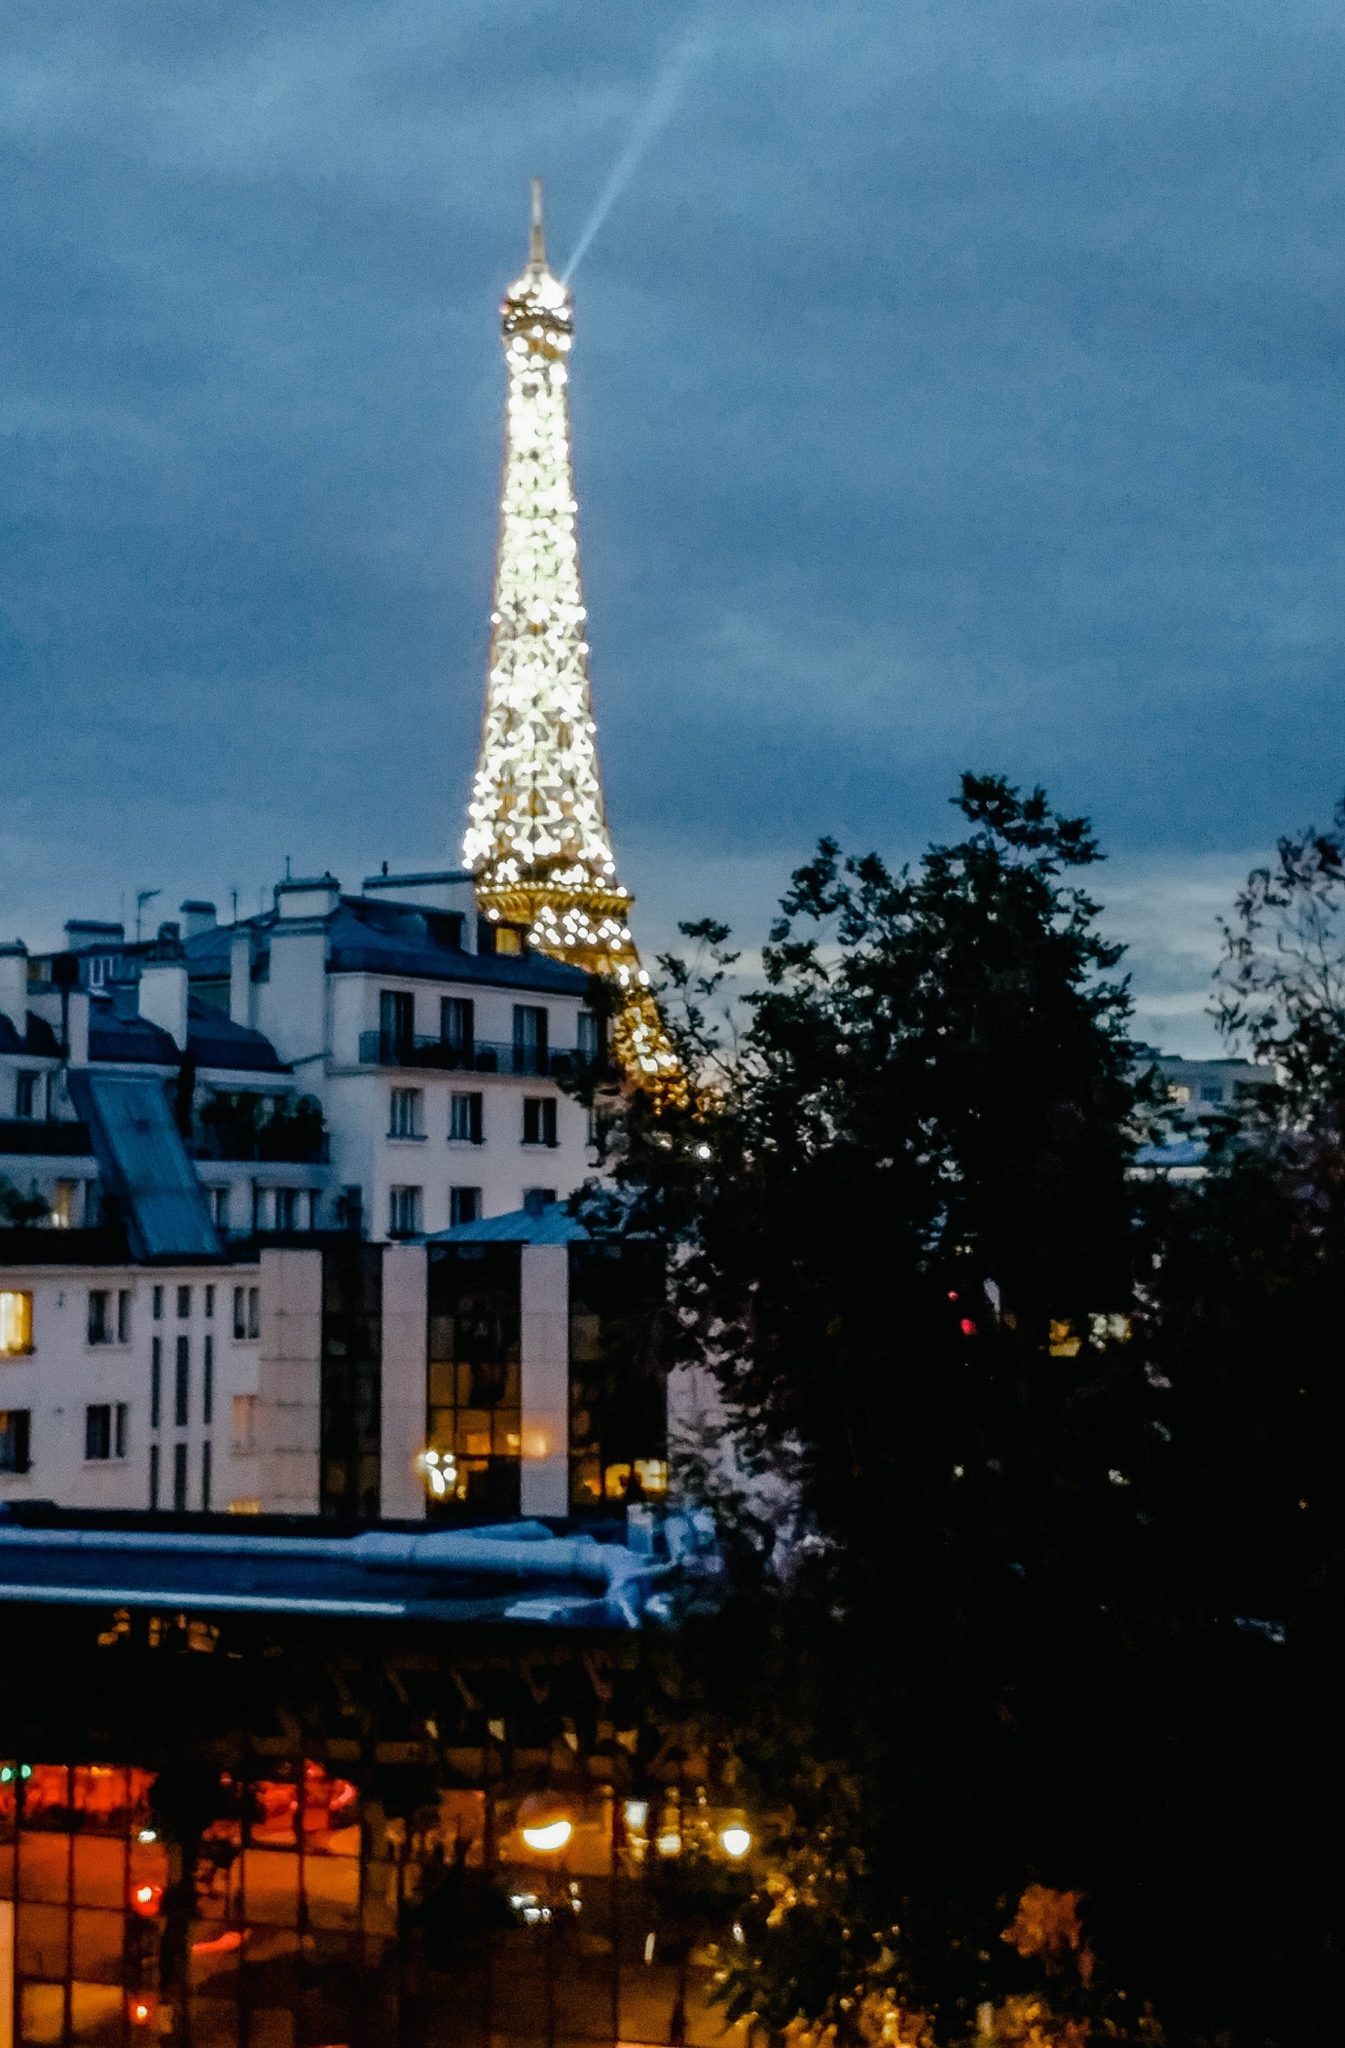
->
[719, 1824, 752, 1860]
[517, 1792, 574, 1855]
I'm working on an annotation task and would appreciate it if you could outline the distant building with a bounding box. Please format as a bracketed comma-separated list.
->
[1131, 1046, 1275, 1177]
[1, 871, 602, 1250]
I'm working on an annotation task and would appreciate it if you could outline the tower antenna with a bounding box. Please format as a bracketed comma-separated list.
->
[530, 176, 546, 266]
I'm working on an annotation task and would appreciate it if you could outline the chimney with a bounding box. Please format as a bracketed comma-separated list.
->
[274, 873, 340, 921]
[179, 899, 217, 940]
[66, 989, 90, 1068]
[139, 928, 189, 1049]
[229, 929, 253, 1027]
[0, 941, 28, 1033]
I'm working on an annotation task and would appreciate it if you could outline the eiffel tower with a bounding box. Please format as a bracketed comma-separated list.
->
[463, 182, 683, 1103]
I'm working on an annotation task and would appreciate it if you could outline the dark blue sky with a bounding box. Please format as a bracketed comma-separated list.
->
[3, 0, 1342, 1049]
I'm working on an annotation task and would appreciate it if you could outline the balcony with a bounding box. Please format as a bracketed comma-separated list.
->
[0, 1118, 91, 1157]
[357, 1033, 597, 1080]
[193, 1097, 330, 1164]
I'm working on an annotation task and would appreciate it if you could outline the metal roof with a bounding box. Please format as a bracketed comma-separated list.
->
[424, 1200, 590, 1247]
[0, 1514, 699, 1629]
[69, 1069, 221, 1260]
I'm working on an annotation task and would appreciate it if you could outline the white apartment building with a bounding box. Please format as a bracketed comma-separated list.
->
[1, 867, 601, 1253]
[1, 1216, 670, 1525]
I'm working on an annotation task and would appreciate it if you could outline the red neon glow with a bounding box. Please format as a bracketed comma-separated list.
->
[130, 1881, 163, 1917]
[959, 1318, 977, 1337]
[191, 1928, 247, 1956]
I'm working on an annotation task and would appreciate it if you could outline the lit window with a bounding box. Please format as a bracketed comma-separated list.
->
[494, 927, 523, 956]
[0, 1291, 33, 1357]
[50, 1180, 78, 1229]
[229, 1497, 262, 1515]
[522, 1097, 558, 1147]
[1167, 1083, 1192, 1106]
[1048, 1319, 1082, 1358]
[389, 1088, 424, 1139]
[232, 1393, 258, 1453]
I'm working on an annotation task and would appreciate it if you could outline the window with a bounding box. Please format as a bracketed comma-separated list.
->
[150, 1338, 161, 1429]
[203, 1335, 214, 1427]
[1167, 1082, 1192, 1106]
[441, 997, 475, 1059]
[152, 1285, 163, 1320]
[233, 1286, 259, 1340]
[493, 926, 523, 956]
[209, 1185, 230, 1229]
[229, 1497, 261, 1515]
[174, 1335, 189, 1429]
[201, 1439, 212, 1512]
[14, 1071, 37, 1118]
[577, 1010, 601, 1061]
[232, 1393, 258, 1454]
[87, 1289, 129, 1346]
[177, 1285, 192, 1319]
[0, 1291, 33, 1357]
[512, 1004, 548, 1074]
[1200, 1082, 1224, 1104]
[51, 1179, 77, 1228]
[149, 1441, 159, 1510]
[274, 1187, 301, 1230]
[172, 1440, 188, 1510]
[522, 1096, 558, 1148]
[0, 1409, 31, 1474]
[389, 1185, 423, 1237]
[379, 988, 414, 1059]
[449, 1185, 482, 1227]
[85, 1403, 128, 1462]
[389, 1087, 424, 1138]
[204, 1284, 215, 1320]
[449, 1092, 484, 1144]
[523, 1187, 557, 1212]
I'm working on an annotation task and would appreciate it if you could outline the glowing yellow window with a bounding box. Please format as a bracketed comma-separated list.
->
[0, 1291, 33, 1357]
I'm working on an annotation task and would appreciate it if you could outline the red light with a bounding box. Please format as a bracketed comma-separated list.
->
[192, 1928, 246, 1956]
[130, 1881, 163, 1917]
[129, 1998, 154, 2025]
[947, 1290, 959, 1301]
[959, 1318, 977, 1337]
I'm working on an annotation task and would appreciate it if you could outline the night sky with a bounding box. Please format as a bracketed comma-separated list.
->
[4, 1, 1343, 1050]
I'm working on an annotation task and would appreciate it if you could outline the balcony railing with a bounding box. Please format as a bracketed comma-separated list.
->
[357, 1033, 597, 1079]
[0, 1118, 92, 1157]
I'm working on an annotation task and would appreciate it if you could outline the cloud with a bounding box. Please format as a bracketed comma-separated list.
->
[2, 0, 1343, 1039]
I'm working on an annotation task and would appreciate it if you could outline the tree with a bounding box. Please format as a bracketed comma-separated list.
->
[595, 776, 1160, 2040]
[0, 1174, 49, 1228]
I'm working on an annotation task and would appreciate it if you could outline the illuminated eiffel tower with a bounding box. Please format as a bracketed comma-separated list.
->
[464, 182, 683, 1103]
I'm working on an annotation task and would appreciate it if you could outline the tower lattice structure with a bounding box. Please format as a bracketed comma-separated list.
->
[464, 183, 682, 1102]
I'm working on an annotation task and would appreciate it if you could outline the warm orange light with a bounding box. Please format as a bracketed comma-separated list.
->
[130, 1881, 162, 1917]
[517, 1791, 574, 1854]
[0, 1290, 32, 1356]
[719, 1825, 752, 1859]
[522, 1816, 573, 1853]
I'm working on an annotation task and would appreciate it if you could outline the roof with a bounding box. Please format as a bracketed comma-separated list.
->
[0, 1514, 706, 1629]
[425, 1200, 590, 1247]
[184, 899, 590, 998]
[186, 997, 289, 1074]
[68, 1070, 220, 1260]
[88, 998, 177, 1066]
[1133, 1137, 1208, 1170]
[0, 1011, 59, 1058]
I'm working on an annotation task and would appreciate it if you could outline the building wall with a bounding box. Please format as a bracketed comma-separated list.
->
[0, 1260, 264, 1514]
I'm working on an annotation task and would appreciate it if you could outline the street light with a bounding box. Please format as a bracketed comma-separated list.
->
[518, 1792, 574, 1855]
[719, 1823, 752, 1859]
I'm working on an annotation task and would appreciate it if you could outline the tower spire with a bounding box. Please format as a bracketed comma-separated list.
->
[529, 175, 546, 267]
[464, 188, 683, 1103]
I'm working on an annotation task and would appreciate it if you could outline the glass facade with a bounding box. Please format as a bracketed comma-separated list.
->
[568, 1244, 668, 1510]
[426, 1245, 521, 1514]
[0, 1754, 744, 2048]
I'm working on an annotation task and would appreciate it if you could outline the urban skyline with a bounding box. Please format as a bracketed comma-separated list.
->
[4, 1, 1344, 1055]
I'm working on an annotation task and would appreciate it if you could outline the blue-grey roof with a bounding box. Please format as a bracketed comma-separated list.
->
[186, 997, 289, 1073]
[184, 899, 590, 998]
[0, 1515, 704, 1629]
[68, 1069, 220, 1260]
[88, 999, 177, 1065]
[424, 1201, 590, 1246]
[0, 1011, 59, 1057]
